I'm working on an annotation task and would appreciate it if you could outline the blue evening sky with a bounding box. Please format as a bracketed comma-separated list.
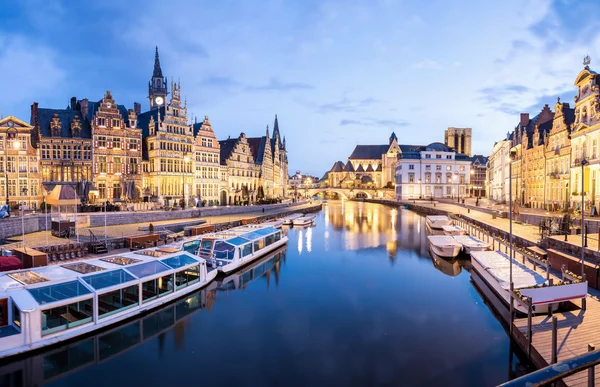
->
[0, 0, 597, 176]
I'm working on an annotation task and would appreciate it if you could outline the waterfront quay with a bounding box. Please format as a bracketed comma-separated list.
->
[376, 198, 600, 386]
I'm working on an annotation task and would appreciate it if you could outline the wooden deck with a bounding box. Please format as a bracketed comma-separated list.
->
[513, 290, 600, 386]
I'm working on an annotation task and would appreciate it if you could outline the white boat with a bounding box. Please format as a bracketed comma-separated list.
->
[452, 235, 490, 254]
[427, 235, 462, 258]
[247, 220, 283, 229]
[426, 215, 453, 230]
[193, 225, 288, 274]
[0, 249, 217, 359]
[281, 213, 303, 225]
[442, 225, 466, 236]
[470, 250, 588, 315]
[292, 214, 316, 226]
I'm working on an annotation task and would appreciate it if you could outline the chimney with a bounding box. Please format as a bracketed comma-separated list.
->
[80, 99, 89, 119]
[134, 102, 141, 115]
[31, 102, 39, 127]
[520, 113, 529, 127]
[70, 97, 77, 110]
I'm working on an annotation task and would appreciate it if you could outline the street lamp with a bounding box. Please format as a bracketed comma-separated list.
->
[509, 149, 516, 333]
[453, 171, 459, 203]
[21, 187, 27, 251]
[4, 127, 19, 217]
[183, 153, 190, 209]
[418, 179, 422, 199]
[42, 188, 48, 247]
[470, 169, 475, 197]
[581, 158, 588, 309]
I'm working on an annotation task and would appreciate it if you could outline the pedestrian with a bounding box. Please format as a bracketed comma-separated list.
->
[262, 208, 265, 213]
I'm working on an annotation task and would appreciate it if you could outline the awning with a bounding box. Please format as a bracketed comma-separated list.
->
[0, 256, 22, 272]
[47, 184, 80, 206]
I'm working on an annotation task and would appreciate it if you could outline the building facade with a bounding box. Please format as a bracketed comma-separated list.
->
[444, 127, 472, 156]
[0, 116, 42, 209]
[219, 133, 260, 205]
[469, 155, 487, 198]
[192, 116, 221, 206]
[545, 99, 574, 211]
[487, 139, 511, 202]
[395, 143, 471, 200]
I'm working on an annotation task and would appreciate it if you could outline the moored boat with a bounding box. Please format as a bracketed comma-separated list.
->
[426, 215, 453, 230]
[442, 225, 466, 236]
[427, 235, 462, 258]
[470, 250, 587, 315]
[452, 235, 490, 254]
[193, 226, 288, 274]
[0, 249, 217, 359]
[292, 215, 316, 226]
[281, 213, 303, 225]
[247, 220, 283, 229]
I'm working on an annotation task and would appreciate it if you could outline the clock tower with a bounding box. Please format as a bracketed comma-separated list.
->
[148, 46, 167, 109]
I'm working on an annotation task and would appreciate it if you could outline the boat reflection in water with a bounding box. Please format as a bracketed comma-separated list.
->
[0, 247, 287, 386]
[429, 249, 463, 277]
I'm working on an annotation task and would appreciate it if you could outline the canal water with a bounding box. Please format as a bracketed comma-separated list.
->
[0, 201, 528, 387]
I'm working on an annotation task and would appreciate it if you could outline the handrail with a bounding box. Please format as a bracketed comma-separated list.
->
[499, 347, 600, 386]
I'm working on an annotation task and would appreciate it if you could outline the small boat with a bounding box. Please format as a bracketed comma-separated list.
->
[194, 225, 288, 274]
[427, 235, 462, 258]
[452, 235, 490, 254]
[292, 215, 316, 226]
[281, 213, 303, 225]
[470, 250, 587, 315]
[442, 225, 466, 236]
[425, 216, 453, 235]
[247, 220, 283, 229]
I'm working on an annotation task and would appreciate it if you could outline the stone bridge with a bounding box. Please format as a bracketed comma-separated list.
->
[304, 188, 395, 200]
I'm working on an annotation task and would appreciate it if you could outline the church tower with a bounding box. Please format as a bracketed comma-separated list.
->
[148, 46, 167, 109]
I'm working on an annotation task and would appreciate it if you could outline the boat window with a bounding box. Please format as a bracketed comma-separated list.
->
[141, 274, 174, 303]
[161, 254, 199, 269]
[183, 240, 200, 255]
[41, 298, 94, 336]
[273, 231, 281, 242]
[13, 303, 20, 328]
[251, 227, 277, 236]
[227, 236, 250, 246]
[174, 265, 200, 290]
[8, 271, 50, 285]
[241, 243, 253, 257]
[100, 256, 143, 266]
[97, 285, 139, 319]
[253, 238, 265, 252]
[199, 240, 213, 256]
[82, 269, 135, 290]
[126, 261, 170, 279]
[29, 281, 92, 305]
[213, 241, 235, 260]
[0, 299, 6, 327]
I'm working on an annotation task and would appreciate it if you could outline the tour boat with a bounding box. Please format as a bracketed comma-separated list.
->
[426, 215, 453, 230]
[427, 235, 463, 258]
[193, 226, 288, 274]
[281, 213, 303, 225]
[0, 249, 217, 359]
[292, 214, 316, 226]
[442, 225, 466, 236]
[452, 235, 490, 254]
[247, 220, 283, 229]
[470, 250, 588, 315]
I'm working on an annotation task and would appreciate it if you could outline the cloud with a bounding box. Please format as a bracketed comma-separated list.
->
[339, 118, 409, 128]
[318, 97, 378, 113]
[410, 59, 442, 70]
[200, 76, 242, 89]
[246, 78, 313, 92]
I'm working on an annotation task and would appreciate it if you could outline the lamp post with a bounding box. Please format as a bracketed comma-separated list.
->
[418, 178, 422, 199]
[183, 153, 190, 209]
[454, 171, 459, 203]
[4, 127, 19, 217]
[21, 187, 27, 251]
[43, 188, 48, 247]
[581, 158, 588, 310]
[470, 169, 475, 197]
[509, 149, 516, 333]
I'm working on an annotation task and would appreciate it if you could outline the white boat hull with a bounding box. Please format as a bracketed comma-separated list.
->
[430, 244, 461, 258]
[218, 237, 289, 274]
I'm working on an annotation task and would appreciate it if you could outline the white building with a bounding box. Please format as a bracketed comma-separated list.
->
[487, 139, 511, 203]
[394, 143, 471, 200]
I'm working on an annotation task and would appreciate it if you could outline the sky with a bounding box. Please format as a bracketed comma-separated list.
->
[0, 0, 599, 177]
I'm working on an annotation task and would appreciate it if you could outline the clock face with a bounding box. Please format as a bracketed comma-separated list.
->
[7, 121, 13, 127]
[155, 96, 164, 105]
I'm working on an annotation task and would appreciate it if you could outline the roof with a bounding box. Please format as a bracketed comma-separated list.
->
[219, 138, 238, 165]
[348, 145, 390, 160]
[330, 161, 345, 172]
[319, 171, 329, 181]
[344, 161, 355, 172]
[425, 142, 450, 151]
[470, 155, 488, 165]
[356, 164, 365, 172]
[36, 108, 92, 139]
[361, 175, 374, 184]
[153, 47, 163, 78]
[136, 107, 164, 139]
[365, 164, 374, 172]
[247, 137, 267, 164]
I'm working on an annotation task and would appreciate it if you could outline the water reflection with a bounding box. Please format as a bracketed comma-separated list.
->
[0, 248, 287, 387]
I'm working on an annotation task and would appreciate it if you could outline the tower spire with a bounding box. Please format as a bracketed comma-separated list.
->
[153, 46, 163, 77]
[272, 114, 280, 140]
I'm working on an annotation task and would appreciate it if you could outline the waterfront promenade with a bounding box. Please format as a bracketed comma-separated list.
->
[389, 199, 600, 386]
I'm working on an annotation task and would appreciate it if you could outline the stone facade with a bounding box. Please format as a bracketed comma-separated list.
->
[444, 127, 472, 156]
[545, 99, 574, 210]
[0, 116, 42, 209]
[192, 116, 221, 206]
[219, 133, 260, 205]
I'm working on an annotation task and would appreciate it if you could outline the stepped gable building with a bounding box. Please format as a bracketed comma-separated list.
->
[468, 154, 488, 198]
[192, 116, 221, 206]
[0, 116, 42, 209]
[219, 133, 260, 205]
[444, 127, 472, 156]
[324, 132, 400, 189]
[137, 48, 194, 206]
[31, 92, 142, 204]
[545, 98, 574, 210]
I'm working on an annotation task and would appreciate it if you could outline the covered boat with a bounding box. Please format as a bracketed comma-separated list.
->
[452, 235, 490, 254]
[292, 214, 316, 226]
[281, 213, 303, 225]
[427, 235, 462, 258]
[442, 225, 466, 236]
[426, 216, 453, 234]
[470, 250, 587, 314]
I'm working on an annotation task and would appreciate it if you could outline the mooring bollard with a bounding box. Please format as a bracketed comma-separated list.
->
[590, 344, 596, 387]
[551, 316, 558, 364]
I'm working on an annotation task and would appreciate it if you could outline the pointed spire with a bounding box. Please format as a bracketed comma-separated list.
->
[153, 46, 163, 78]
[266, 124, 270, 138]
[272, 114, 280, 139]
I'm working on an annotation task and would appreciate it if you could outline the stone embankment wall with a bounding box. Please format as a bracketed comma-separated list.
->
[0, 201, 317, 240]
